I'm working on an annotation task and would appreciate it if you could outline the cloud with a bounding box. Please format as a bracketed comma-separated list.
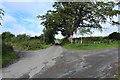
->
[2, 23, 42, 36]
[23, 18, 37, 23]
[2, 16, 44, 36]
[2, 24, 25, 35]
[25, 30, 41, 37]
[1, 2, 52, 36]
[3, 14, 17, 23]
[55, 31, 64, 39]
[37, 25, 44, 33]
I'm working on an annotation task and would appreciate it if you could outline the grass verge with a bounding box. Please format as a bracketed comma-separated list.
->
[118, 65, 120, 80]
[63, 41, 119, 50]
[114, 62, 120, 80]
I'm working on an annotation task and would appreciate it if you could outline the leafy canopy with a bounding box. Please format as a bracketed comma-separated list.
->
[37, 2, 120, 43]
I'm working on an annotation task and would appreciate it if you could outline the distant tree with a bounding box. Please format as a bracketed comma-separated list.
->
[108, 32, 120, 40]
[16, 34, 30, 41]
[2, 32, 15, 42]
[30, 36, 40, 40]
[78, 28, 92, 44]
[38, 34, 46, 42]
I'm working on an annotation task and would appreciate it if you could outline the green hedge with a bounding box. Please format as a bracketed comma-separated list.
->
[11, 39, 51, 50]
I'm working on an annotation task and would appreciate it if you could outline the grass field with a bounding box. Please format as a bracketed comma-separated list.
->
[63, 41, 119, 50]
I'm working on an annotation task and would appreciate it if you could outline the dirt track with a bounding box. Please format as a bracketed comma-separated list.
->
[2, 46, 119, 78]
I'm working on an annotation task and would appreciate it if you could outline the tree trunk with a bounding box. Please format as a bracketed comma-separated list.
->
[81, 35, 83, 44]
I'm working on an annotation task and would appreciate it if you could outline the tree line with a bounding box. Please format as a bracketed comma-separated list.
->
[1, 31, 120, 44]
[1, 32, 51, 50]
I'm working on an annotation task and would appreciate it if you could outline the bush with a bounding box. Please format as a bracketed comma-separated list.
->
[12, 39, 50, 50]
[2, 42, 18, 67]
[20, 40, 43, 50]
[11, 34, 30, 43]
[61, 38, 70, 45]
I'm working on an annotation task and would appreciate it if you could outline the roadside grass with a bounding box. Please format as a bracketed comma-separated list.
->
[118, 66, 120, 80]
[10, 40, 52, 51]
[1, 40, 52, 67]
[115, 62, 120, 80]
[25, 44, 52, 51]
[63, 41, 119, 50]
[2, 43, 18, 67]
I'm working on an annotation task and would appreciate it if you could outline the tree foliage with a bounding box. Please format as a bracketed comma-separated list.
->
[0, 9, 5, 26]
[38, 2, 120, 42]
[16, 34, 30, 41]
[2, 32, 15, 42]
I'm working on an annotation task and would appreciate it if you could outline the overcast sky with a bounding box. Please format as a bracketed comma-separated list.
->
[0, 1, 119, 39]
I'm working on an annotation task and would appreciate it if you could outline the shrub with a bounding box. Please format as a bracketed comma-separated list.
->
[2, 32, 15, 42]
[12, 39, 48, 50]
[61, 38, 70, 45]
[2, 42, 17, 67]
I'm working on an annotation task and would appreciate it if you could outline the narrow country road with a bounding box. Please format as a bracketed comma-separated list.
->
[1, 46, 118, 78]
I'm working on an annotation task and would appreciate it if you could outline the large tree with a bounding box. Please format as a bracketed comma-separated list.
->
[38, 2, 120, 43]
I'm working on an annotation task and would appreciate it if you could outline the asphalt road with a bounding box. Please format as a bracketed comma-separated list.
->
[2, 46, 119, 78]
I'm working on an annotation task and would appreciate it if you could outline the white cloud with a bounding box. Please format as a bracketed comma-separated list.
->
[37, 24, 44, 30]
[1, 23, 43, 36]
[1, 2, 54, 37]
[0, 26, 2, 33]
[3, 14, 17, 23]
[25, 30, 41, 37]
[1, 13, 44, 36]
[91, 31, 104, 37]
[23, 18, 37, 23]
[1, 24, 25, 35]
[55, 31, 64, 39]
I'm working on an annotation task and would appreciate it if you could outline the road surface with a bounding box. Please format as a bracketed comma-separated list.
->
[1, 46, 119, 78]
